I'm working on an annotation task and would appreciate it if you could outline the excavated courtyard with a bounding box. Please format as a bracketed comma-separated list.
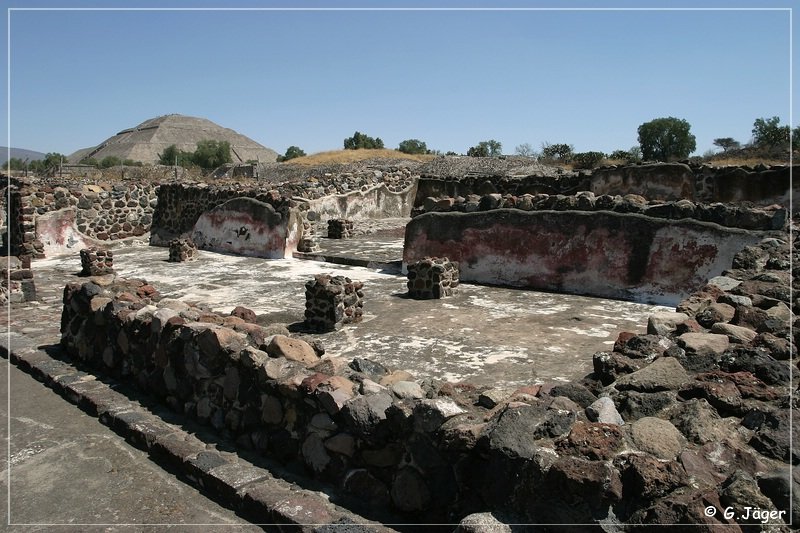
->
[26, 228, 668, 388]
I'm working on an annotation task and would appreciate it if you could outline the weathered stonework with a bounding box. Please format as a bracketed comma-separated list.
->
[1, 255, 36, 303]
[304, 274, 364, 331]
[327, 219, 354, 239]
[404, 207, 783, 305]
[57, 228, 795, 527]
[190, 197, 301, 259]
[168, 238, 198, 262]
[406, 257, 459, 299]
[415, 162, 797, 208]
[7, 177, 157, 258]
[414, 191, 788, 232]
[80, 247, 113, 276]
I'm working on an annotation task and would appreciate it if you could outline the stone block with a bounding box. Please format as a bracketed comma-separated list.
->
[304, 274, 364, 332]
[406, 256, 459, 299]
[168, 238, 198, 262]
[80, 247, 114, 276]
[327, 218, 354, 239]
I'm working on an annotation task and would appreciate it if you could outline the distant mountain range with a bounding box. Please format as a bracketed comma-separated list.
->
[0, 147, 47, 165]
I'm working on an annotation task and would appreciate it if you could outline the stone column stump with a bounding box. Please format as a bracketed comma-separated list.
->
[297, 219, 321, 253]
[168, 238, 198, 262]
[80, 247, 114, 276]
[304, 274, 364, 331]
[327, 219, 354, 239]
[1, 256, 36, 303]
[407, 257, 459, 299]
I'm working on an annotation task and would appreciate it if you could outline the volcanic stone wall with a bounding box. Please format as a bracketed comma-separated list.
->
[414, 191, 788, 231]
[7, 177, 157, 258]
[591, 163, 795, 205]
[59, 232, 796, 527]
[415, 163, 796, 208]
[5, 165, 418, 259]
[150, 169, 418, 246]
[415, 173, 589, 206]
[149, 184, 292, 246]
[404, 199, 787, 305]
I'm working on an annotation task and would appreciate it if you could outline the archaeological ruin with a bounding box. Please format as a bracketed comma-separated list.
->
[3, 156, 797, 530]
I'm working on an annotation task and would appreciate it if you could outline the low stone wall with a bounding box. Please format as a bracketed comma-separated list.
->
[404, 208, 782, 306]
[6, 165, 417, 260]
[416, 163, 797, 209]
[589, 163, 696, 200]
[413, 191, 788, 232]
[415, 173, 589, 207]
[59, 233, 796, 527]
[190, 197, 302, 259]
[7, 177, 157, 258]
[150, 179, 417, 249]
[587, 162, 796, 206]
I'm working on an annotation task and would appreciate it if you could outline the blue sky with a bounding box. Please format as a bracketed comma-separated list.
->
[3, 1, 796, 159]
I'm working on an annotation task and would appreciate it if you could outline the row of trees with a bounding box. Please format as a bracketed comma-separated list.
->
[344, 115, 794, 165]
[79, 156, 143, 168]
[5, 152, 69, 173]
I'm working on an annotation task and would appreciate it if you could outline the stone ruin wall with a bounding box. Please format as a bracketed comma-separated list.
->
[6, 177, 157, 258]
[6, 162, 791, 261]
[4, 166, 418, 259]
[415, 162, 796, 208]
[150, 168, 416, 244]
[404, 193, 788, 306]
[58, 230, 797, 527]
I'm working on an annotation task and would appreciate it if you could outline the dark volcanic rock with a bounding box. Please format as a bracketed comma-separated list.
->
[548, 382, 598, 408]
[718, 346, 791, 385]
[748, 409, 799, 464]
[555, 421, 624, 460]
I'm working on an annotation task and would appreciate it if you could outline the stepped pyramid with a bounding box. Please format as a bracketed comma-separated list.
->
[69, 114, 279, 164]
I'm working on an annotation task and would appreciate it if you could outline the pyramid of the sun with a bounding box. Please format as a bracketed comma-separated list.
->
[69, 114, 279, 164]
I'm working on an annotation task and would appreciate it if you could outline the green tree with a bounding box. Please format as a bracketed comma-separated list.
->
[277, 146, 306, 162]
[159, 145, 191, 167]
[4, 157, 25, 171]
[99, 156, 123, 168]
[751, 116, 790, 150]
[712, 137, 740, 153]
[467, 140, 502, 157]
[541, 142, 573, 161]
[571, 151, 606, 169]
[193, 140, 232, 169]
[29, 152, 67, 173]
[609, 147, 643, 164]
[79, 157, 99, 167]
[344, 131, 384, 150]
[637, 117, 696, 161]
[398, 139, 428, 154]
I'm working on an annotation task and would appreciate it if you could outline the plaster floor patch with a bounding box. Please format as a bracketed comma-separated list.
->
[33, 242, 671, 387]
